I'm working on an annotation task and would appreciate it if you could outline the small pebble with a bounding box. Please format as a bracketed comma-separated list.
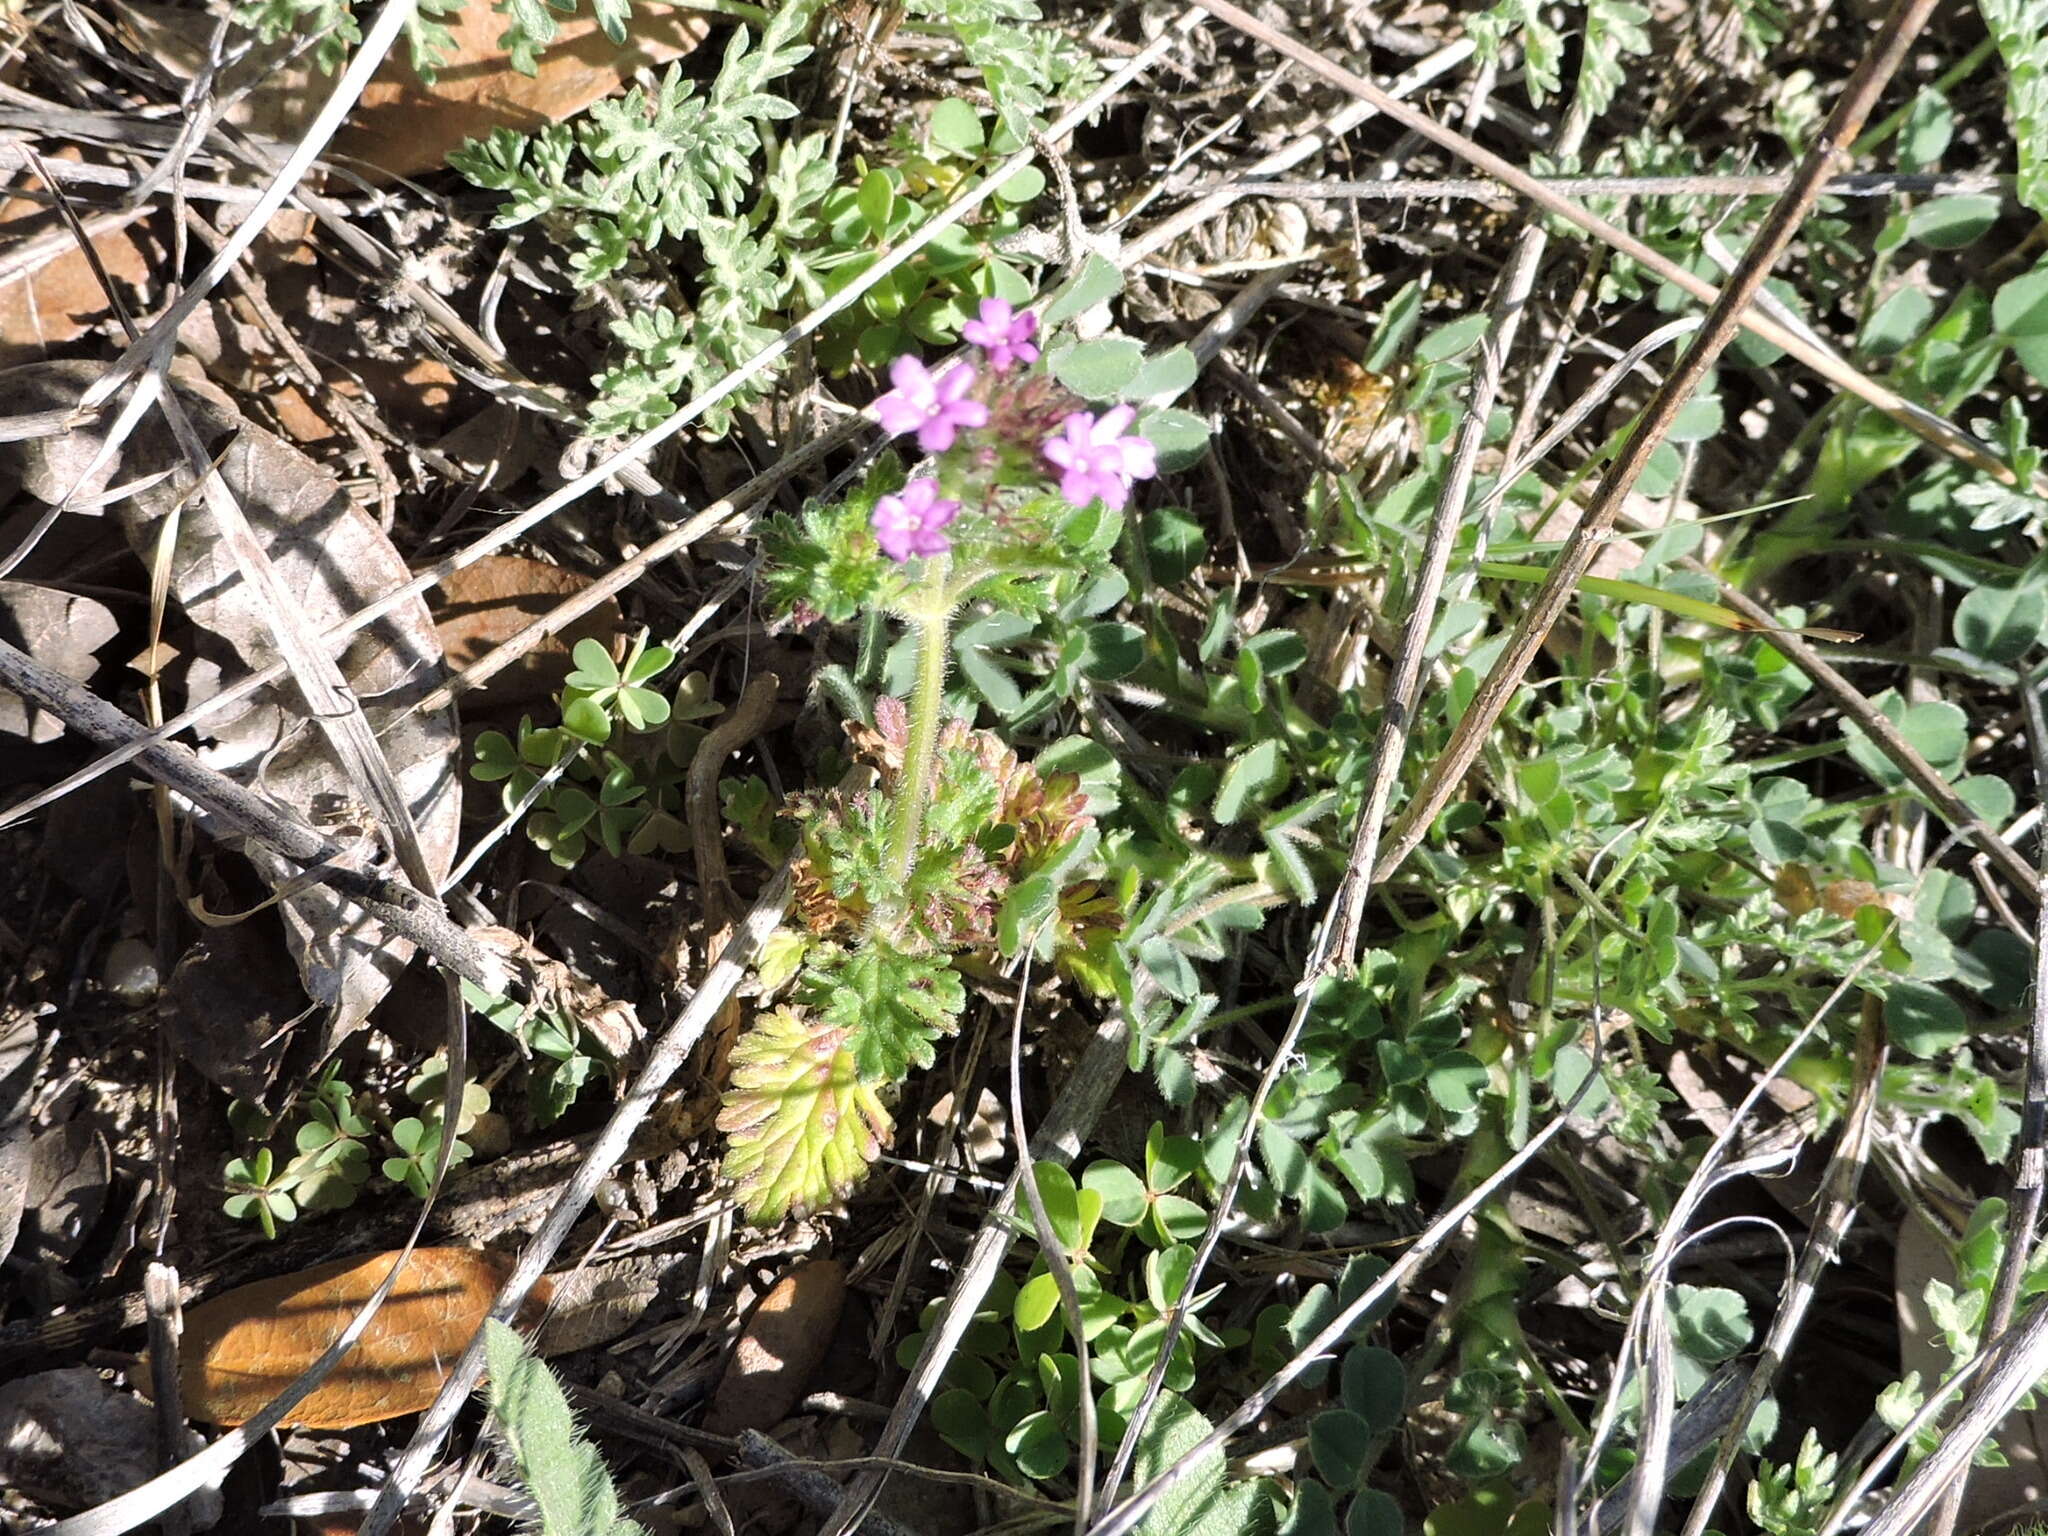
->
[101, 938, 159, 1003]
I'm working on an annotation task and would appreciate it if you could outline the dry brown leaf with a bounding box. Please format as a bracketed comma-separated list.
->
[432, 555, 625, 709]
[0, 152, 160, 365]
[112, 0, 709, 181]
[0, 1012, 39, 1269]
[704, 1258, 847, 1438]
[168, 1247, 550, 1429]
[1, 360, 462, 1056]
[0, 581, 118, 743]
[0, 1368, 215, 1516]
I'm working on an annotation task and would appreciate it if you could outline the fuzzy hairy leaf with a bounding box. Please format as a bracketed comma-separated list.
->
[806, 947, 966, 1081]
[1131, 1391, 1275, 1536]
[485, 1320, 646, 1536]
[1983, 0, 2048, 215]
[718, 1007, 892, 1221]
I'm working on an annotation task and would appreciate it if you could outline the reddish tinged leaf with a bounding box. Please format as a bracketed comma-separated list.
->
[165, 1247, 549, 1429]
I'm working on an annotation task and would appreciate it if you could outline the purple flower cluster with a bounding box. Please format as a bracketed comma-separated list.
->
[871, 480, 960, 563]
[960, 298, 1039, 372]
[867, 301, 1158, 563]
[873, 355, 987, 453]
[1042, 405, 1157, 513]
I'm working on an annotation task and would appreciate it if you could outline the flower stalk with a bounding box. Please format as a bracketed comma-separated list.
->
[889, 563, 956, 893]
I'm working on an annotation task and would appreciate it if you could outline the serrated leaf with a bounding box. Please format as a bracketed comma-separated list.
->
[718, 1007, 893, 1222]
[810, 948, 966, 1081]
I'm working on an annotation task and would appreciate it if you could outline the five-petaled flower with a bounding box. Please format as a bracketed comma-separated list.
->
[871, 479, 961, 563]
[1042, 405, 1158, 511]
[873, 356, 989, 453]
[961, 299, 1040, 373]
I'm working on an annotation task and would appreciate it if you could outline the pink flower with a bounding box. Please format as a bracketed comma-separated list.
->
[961, 298, 1040, 372]
[870, 479, 960, 562]
[1042, 405, 1159, 511]
[872, 355, 989, 453]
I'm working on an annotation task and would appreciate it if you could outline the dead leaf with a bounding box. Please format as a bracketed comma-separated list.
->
[0, 1011, 41, 1268]
[0, 581, 118, 743]
[165, 1247, 550, 1429]
[1, 360, 462, 1053]
[18, 1115, 110, 1270]
[112, 0, 709, 181]
[432, 555, 625, 709]
[165, 921, 315, 1100]
[704, 1258, 848, 1437]
[0, 1368, 217, 1518]
[0, 151, 160, 365]
[531, 1254, 672, 1357]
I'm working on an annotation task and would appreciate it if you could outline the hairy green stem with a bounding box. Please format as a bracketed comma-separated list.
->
[889, 569, 956, 894]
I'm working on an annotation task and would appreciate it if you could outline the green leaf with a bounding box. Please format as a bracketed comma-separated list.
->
[1081, 622, 1146, 680]
[1348, 1490, 1404, 1536]
[1340, 1346, 1405, 1435]
[929, 98, 985, 154]
[858, 168, 895, 238]
[1137, 409, 1211, 473]
[811, 948, 966, 1081]
[1123, 345, 1200, 405]
[1215, 739, 1287, 824]
[484, 1320, 648, 1536]
[1144, 506, 1206, 585]
[1898, 86, 1954, 173]
[561, 694, 611, 744]
[1425, 1052, 1488, 1115]
[1994, 262, 2048, 384]
[1282, 1481, 1339, 1536]
[1055, 335, 1147, 400]
[1015, 1269, 1061, 1333]
[566, 637, 620, 689]
[1006, 1411, 1069, 1481]
[1907, 195, 2000, 249]
[1146, 1124, 1202, 1193]
[1415, 313, 1488, 364]
[1885, 979, 1969, 1057]
[1955, 580, 2046, 663]
[1841, 692, 1967, 789]
[1085, 1160, 1149, 1225]
[1133, 1392, 1276, 1536]
[1983, 0, 2048, 216]
[994, 164, 1047, 204]
[1860, 286, 1935, 357]
[1046, 253, 1123, 323]
[1671, 1284, 1752, 1364]
[718, 1007, 892, 1222]
[1309, 1409, 1373, 1489]
[932, 1387, 990, 1461]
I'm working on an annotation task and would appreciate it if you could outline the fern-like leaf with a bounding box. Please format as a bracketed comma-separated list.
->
[484, 1320, 646, 1536]
[1467, 0, 1565, 107]
[1580, 0, 1652, 119]
[805, 947, 967, 1081]
[1983, 0, 2048, 216]
[718, 1006, 892, 1222]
